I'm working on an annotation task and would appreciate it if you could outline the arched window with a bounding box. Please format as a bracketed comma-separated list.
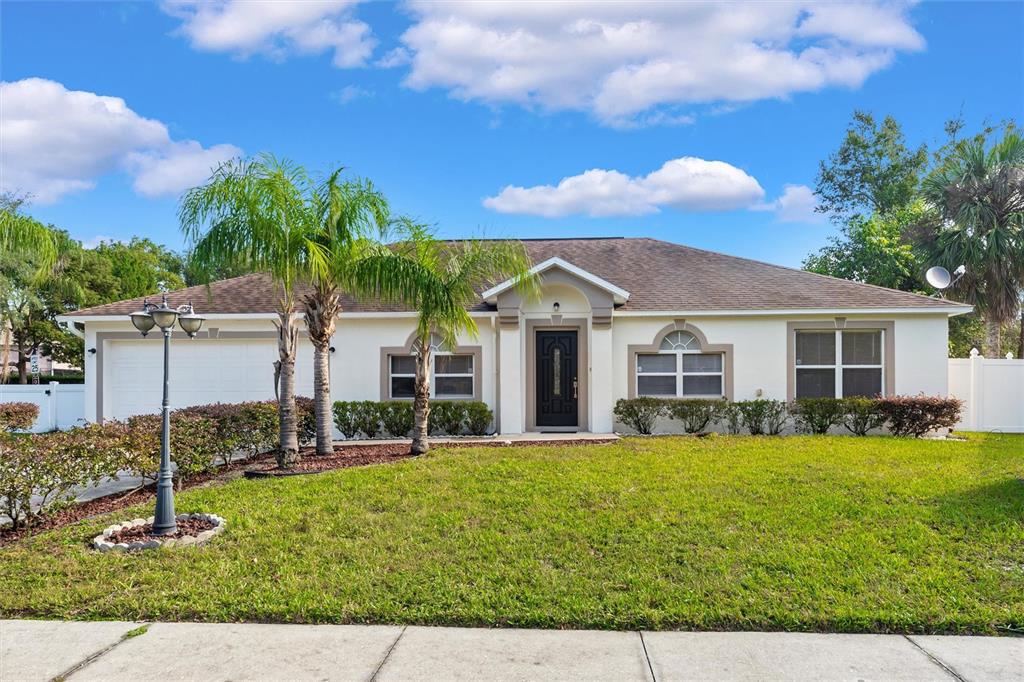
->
[389, 333, 475, 399]
[636, 328, 724, 398]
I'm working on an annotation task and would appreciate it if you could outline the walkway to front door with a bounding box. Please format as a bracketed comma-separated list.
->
[535, 330, 578, 428]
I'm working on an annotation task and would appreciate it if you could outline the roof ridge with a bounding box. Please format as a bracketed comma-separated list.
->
[639, 237, 965, 306]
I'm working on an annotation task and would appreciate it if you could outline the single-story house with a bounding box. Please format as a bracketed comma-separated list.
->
[59, 237, 971, 434]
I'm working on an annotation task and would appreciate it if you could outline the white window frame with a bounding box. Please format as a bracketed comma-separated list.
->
[388, 351, 475, 400]
[794, 329, 885, 399]
[636, 332, 724, 399]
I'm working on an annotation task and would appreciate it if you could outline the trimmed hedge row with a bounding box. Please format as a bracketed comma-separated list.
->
[0, 402, 39, 431]
[0, 398, 316, 529]
[333, 400, 494, 439]
[613, 396, 963, 438]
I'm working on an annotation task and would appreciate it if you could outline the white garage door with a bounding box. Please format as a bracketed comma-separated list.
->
[105, 338, 314, 420]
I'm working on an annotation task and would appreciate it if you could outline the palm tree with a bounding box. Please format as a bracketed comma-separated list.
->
[352, 222, 536, 455]
[303, 173, 389, 455]
[1, 195, 55, 270]
[917, 129, 1024, 357]
[180, 155, 323, 467]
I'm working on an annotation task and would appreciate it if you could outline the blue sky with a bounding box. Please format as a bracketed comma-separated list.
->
[2, 1, 1021, 267]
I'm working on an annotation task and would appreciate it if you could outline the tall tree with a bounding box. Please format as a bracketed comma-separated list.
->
[913, 127, 1024, 357]
[302, 172, 389, 455]
[353, 222, 536, 455]
[180, 155, 321, 467]
[815, 111, 928, 221]
[803, 203, 926, 291]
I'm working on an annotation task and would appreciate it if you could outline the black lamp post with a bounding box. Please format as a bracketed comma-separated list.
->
[129, 294, 205, 535]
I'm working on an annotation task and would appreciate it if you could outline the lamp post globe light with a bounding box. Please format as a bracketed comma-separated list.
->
[129, 294, 205, 535]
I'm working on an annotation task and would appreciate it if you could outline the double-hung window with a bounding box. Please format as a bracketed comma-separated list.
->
[636, 331, 724, 398]
[794, 329, 883, 398]
[388, 334, 474, 399]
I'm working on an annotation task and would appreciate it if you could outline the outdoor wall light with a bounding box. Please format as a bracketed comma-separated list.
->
[553, 301, 560, 312]
[87, 348, 97, 355]
[128, 294, 205, 535]
[329, 346, 336, 353]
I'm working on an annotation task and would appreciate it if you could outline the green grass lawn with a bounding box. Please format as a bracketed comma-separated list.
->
[2, 434, 1022, 633]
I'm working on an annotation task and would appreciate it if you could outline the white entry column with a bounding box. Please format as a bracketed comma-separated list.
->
[589, 322, 614, 433]
[498, 321, 524, 434]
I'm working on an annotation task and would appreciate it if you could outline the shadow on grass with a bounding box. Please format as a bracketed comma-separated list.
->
[934, 476, 1024, 525]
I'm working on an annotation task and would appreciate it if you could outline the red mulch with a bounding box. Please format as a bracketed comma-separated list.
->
[1, 438, 616, 545]
[107, 518, 215, 543]
[245, 443, 414, 476]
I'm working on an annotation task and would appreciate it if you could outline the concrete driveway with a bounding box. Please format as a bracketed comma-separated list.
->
[1, 620, 1020, 681]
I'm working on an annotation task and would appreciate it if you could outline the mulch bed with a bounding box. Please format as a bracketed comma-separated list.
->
[107, 518, 215, 544]
[1, 438, 616, 545]
[244, 443, 414, 477]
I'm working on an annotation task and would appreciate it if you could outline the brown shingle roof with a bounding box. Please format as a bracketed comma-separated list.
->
[66, 237, 963, 317]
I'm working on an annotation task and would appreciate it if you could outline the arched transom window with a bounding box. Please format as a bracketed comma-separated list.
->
[390, 334, 474, 399]
[637, 329, 724, 398]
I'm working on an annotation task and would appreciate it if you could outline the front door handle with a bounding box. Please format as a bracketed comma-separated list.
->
[573, 377, 578, 399]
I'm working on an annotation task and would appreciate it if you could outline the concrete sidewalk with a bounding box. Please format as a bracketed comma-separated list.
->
[1, 620, 1020, 682]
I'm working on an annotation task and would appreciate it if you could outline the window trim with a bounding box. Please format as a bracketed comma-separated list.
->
[380, 331, 482, 402]
[627, 321, 734, 400]
[636, 341, 726, 398]
[787, 320, 894, 401]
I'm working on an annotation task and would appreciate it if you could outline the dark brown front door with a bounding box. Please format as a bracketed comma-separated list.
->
[536, 330, 578, 428]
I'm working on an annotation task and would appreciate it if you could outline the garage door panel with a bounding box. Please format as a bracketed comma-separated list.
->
[106, 339, 293, 420]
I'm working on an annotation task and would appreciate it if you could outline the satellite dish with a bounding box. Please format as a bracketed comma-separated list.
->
[925, 266, 952, 290]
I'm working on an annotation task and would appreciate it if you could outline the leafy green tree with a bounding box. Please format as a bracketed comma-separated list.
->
[1, 229, 84, 383]
[815, 111, 928, 221]
[92, 238, 186, 297]
[913, 126, 1024, 357]
[804, 203, 926, 291]
[352, 222, 536, 455]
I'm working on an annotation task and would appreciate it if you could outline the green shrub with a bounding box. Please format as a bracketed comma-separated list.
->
[877, 395, 963, 437]
[294, 396, 317, 444]
[0, 423, 132, 529]
[613, 397, 665, 435]
[332, 401, 359, 439]
[430, 401, 466, 435]
[127, 412, 219, 484]
[664, 398, 725, 434]
[464, 401, 494, 436]
[720, 402, 742, 434]
[352, 401, 382, 439]
[736, 399, 788, 435]
[841, 397, 885, 436]
[380, 401, 414, 438]
[0, 402, 39, 431]
[791, 398, 845, 435]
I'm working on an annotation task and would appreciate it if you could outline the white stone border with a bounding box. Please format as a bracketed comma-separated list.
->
[93, 513, 226, 552]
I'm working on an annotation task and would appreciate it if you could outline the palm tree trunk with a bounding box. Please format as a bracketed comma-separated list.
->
[411, 342, 431, 456]
[985, 315, 1002, 359]
[303, 288, 341, 457]
[276, 311, 300, 467]
[312, 340, 333, 455]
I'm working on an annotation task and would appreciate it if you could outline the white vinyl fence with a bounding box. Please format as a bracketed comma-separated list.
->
[0, 382, 86, 432]
[949, 351, 1024, 433]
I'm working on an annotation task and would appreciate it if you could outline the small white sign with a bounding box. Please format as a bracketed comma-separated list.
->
[30, 354, 40, 385]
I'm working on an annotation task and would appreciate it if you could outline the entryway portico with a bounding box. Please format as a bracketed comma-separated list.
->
[483, 257, 626, 434]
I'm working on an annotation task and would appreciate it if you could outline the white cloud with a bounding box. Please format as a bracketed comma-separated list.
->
[398, 1, 924, 126]
[162, 0, 375, 68]
[0, 78, 240, 203]
[127, 140, 241, 198]
[330, 84, 374, 105]
[483, 157, 765, 218]
[753, 184, 825, 223]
